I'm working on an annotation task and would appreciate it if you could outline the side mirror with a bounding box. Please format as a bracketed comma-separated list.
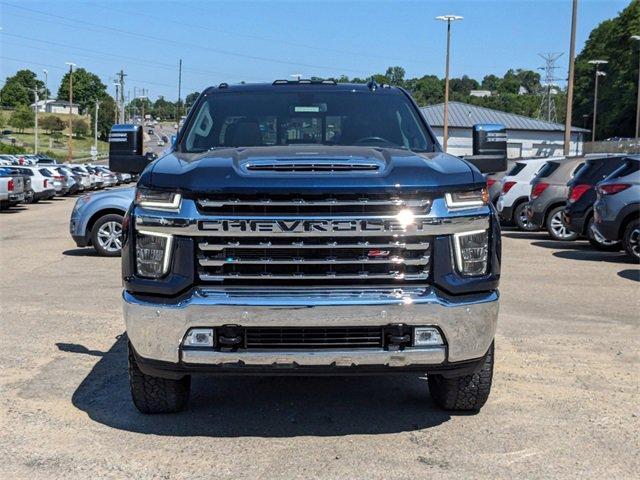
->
[108, 124, 151, 174]
[463, 124, 508, 173]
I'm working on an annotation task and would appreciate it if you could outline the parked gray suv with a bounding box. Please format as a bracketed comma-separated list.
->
[593, 157, 640, 260]
[526, 157, 586, 240]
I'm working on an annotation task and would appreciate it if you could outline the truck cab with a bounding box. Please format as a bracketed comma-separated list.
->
[110, 80, 504, 414]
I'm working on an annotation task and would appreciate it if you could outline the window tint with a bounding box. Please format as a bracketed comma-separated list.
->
[606, 159, 640, 180]
[536, 161, 560, 178]
[183, 91, 433, 153]
[39, 168, 52, 177]
[507, 163, 526, 176]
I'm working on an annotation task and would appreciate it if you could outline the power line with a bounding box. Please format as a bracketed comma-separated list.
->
[0, 32, 266, 82]
[88, 2, 419, 64]
[2, 3, 368, 75]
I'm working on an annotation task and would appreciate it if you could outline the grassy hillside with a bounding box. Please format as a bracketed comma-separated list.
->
[0, 110, 109, 159]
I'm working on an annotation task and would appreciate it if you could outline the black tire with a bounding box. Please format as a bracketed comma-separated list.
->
[24, 189, 35, 204]
[428, 342, 494, 412]
[128, 344, 190, 414]
[90, 213, 124, 257]
[514, 202, 539, 231]
[545, 206, 578, 241]
[622, 219, 640, 261]
[587, 218, 621, 251]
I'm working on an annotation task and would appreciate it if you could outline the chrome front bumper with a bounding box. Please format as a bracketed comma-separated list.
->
[124, 287, 498, 368]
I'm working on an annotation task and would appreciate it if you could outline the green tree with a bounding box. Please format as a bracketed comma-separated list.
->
[152, 96, 176, 120]
[56, 68, 108, 113]
[9, 105, 35, 133]
[385, 66, 406, 86]
[72, 118, 89, 138]
[573, 0, 640, 139]
[40, 115, 66, 134]
[185, 91, 200, 109]
[0, 69, 48, 107]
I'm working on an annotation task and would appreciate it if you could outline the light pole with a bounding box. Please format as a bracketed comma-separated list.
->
[588, 60, 607, 142]
[631, 35, 640, 141]
[563, 0, 578, 155]
[33, 87, 39, 154]
[94, 99, 100, 151]
[65, 62, 76, 161]
[436, 14, 463, 152]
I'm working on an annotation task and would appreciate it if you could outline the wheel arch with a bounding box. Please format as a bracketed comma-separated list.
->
[86, 208, 127, 239]
[618, 204, 640, 239]
[543, 201, 567, 225]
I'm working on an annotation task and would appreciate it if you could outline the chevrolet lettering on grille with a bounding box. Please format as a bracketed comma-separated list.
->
[200, 219, 429, 235]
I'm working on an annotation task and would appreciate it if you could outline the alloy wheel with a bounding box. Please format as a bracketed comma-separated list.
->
[628, 226, 640, 258]
[549, 211, 576, 240]
[96, 221, 123, 253]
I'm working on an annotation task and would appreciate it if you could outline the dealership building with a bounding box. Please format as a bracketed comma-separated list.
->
[420, 101, 589, 158]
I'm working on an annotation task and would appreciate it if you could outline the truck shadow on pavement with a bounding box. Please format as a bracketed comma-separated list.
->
[63, 335, 453, 437]
[530, 241, 637, 264]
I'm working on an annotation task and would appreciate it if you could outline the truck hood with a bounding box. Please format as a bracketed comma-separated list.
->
[143, 146, 484, 194]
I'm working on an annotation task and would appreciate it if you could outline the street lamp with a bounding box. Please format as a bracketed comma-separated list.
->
[42, 69, 48, 101]
[631, 35, 640, 140]
[436, 14, 463, 152]
[588, 60, 607, 142]
[65, 62, 76, 161]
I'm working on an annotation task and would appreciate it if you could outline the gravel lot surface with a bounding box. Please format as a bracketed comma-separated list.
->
[1, 194, 638, 479]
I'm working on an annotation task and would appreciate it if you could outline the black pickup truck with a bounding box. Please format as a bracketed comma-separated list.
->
[110, 80, 505, 414]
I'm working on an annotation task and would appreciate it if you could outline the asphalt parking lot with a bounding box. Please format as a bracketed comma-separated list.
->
[1, 195, 638, 480]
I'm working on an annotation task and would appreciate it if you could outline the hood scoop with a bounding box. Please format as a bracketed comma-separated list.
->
[243, 158, 383, 174]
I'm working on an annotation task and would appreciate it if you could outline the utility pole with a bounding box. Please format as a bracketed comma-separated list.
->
[564, 0, 578, 155]
[33, 87, 39, 154]
[177, 59, 182, 122]
[94, 99, 100, 149]
[631, 36, 640, 141]
[117, 69, 127, 124]
[42, 69, 48, 101]
[65, 62, 76, 161]
[537, 53, 563, 123]
[436, 15, 463, 152]
[588, 60, 608, 142]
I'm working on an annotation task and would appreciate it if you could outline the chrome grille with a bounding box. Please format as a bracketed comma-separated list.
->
[195, 194, 432, 286]
[197, 193, 431, 217]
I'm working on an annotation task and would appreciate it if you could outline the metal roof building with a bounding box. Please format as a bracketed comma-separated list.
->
[420, 101, 589, 158]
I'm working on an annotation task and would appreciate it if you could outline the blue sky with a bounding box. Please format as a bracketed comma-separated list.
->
[0, 0, 630, 101]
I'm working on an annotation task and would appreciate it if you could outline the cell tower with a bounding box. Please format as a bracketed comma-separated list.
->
[538, 52, 563, 123]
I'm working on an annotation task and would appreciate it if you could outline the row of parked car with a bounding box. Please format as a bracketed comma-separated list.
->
[0, 153, 135, 210]
[488, 153, 639, 260]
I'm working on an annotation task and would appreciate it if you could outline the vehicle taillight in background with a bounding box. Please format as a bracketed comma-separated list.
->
[597, 183, 631, 195]
[502, 181, 516, 194]
[54, 175, 64, 181]
[486, 178, 496, 188]
[569, 184, 590, 203]
[7, 179, 14, 192]
[44, 179, 48, 188]
[531, 182, 549, 199]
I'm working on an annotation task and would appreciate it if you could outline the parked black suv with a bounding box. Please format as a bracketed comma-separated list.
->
[563, 155, 629, 250]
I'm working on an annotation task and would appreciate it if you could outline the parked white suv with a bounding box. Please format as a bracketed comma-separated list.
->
[496, 158, 553, 230]
[11, 165, 56, 202]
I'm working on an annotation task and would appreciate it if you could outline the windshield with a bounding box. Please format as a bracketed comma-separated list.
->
[181, 90, 434, 153]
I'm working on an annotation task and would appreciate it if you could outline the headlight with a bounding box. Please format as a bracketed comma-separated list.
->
[445, 188, 489, 209]
[453, 229, 489, 276]
[136, 230, 173, 278]
[135, 187, 181, 211]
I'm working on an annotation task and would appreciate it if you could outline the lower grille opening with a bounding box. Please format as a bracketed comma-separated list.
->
[236, 327, 383, 349]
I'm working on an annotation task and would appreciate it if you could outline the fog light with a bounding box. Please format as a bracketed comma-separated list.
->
[413, 327, 443, 347]
[183, 328, 214, 347]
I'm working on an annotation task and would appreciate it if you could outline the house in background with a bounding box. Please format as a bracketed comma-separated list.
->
[30, 99, 79, 115]
[420, 101, 589, 158]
